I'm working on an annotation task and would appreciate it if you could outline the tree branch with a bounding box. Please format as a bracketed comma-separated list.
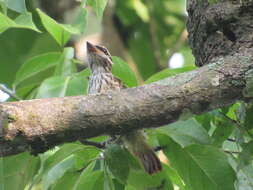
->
[0, 51, 253, 157]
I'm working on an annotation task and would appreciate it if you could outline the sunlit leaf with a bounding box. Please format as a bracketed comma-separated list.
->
[36, 69, 89, 98]
[5, 0, 26, 13]
[112, 56, 138, 87]
[87, 0, 108, 18]
[163, 164, 185, 190]
[145, 66, 196, 84]
[14, 12, 41, 32]
[0, 12, 15, 33]
[73, 8, 87, 34]
[73, 162, 104, 190]
[0, 2, 7, 14]
[65, 73, 89, 96]
[54, 47, 76, 77]
[42, 155, 76, 190]
[43, 143, 99, 175]
[37, 9, 79, 46]
[127, 168, 169, 190]
[0, 12, 40, 34]
[14, 52, 62, 87]
[50, 172, 80, 190]
[131, 0, 149, 22]
[9, 83, 37, 101]
[0, 152, 39, 190]
[159, 119, 211, 147]
[158, 134, 236, 190]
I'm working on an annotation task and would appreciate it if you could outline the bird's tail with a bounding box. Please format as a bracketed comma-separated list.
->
[122, 131, 162, 175]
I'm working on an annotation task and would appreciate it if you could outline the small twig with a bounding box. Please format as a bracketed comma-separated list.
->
[219, 111, 241, 128]
[227, 138, 236, 142]
[154, 146, 164, 152]
[79, 139, 106, 149]
[224, 150, 240, 154]
[0, 84, 21, 101]
[76, 157, 101, 172]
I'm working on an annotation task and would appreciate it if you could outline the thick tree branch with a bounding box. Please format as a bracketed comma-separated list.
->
[0, 51, 253, 157]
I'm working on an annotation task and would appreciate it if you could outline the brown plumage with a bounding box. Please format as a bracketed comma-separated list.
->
[86, 41, 162, 174]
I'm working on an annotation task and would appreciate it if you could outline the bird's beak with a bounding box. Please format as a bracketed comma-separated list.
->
[87, 41, 97, 53]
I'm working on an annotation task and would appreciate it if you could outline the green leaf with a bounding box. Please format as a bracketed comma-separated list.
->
[65, 72, 89, 96]
[125, 185, 137, 190]
[5, 0, 26, 13]
[163, 164, 185, 190]
[225, 103, 240, 120]
[73, 147, 100, 171]
[243, 103, 253, 130]
[131, 0, 149, 22]
[87, 0, 108, 18]
[0, 12, 15, 33]
[159, 119, 211, 147]
[229, 155, 253, 190]
[158, 134, 236, 190]
[35, 76, 68, 98]
[14, 12, 41, 32]
[73, 163, 104, 190]
[145, 66, 196, 84]
[0, 2, 7, 15]
[128, 27, 157, 80]
[212, 114, 235, 147]
[0, 152, 39, 190]
[104, 144, 130, 183]
[104, 165, 116, 190]
[0, 29, 61, 86]
[112, 179, 125, 190]
[30, 144, 99, 189]
[36, 70, 89, 98]
[238, 141, 253, 169]
[43, 143, 99, 175]
[50, 172, 80, 190]
[14, 52, 62, 87]
[127, 169, 169, 190]
[42, 155, 76, 190]
[54, 47, 76, 77]
[236, 163, 253, 190]
[112, 56, 138, 87]
[37, 9, 79, 46]
[0, 12, 40, 34]
[9, 84, 37, 101]
[195, 112, 214, 131]
[73, 8, 87, 34]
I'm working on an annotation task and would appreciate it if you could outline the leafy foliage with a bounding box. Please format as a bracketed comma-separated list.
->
[0, 0, 253, 190]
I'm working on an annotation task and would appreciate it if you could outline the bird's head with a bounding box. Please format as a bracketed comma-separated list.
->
[86, 41, 113, 74]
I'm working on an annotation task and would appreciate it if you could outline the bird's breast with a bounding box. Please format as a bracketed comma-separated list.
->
[88, 73, 122, 94]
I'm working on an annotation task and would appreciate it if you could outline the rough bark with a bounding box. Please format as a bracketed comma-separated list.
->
[187, 0, 253, 66]
[0, 0, 253, 157]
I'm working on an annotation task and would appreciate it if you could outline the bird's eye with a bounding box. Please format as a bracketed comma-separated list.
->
[96, 46, 110, 56]
[96, 45, 112, 61]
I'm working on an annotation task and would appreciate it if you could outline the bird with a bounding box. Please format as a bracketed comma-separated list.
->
[86, 41, 162, 174]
